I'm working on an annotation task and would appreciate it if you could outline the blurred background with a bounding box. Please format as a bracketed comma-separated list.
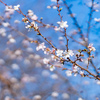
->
[0, 0, 100, 100]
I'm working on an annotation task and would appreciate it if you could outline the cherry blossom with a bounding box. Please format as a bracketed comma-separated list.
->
[63, 50, 74, 59]
[88, 43, 96, 51]
[43, 58, 50, 64]
[56, 49, 63, 56]
[14, 4, 20, 10]
[49, 65, 55, 71]
[57, 21, 68, 28]
[54, 26, 60, 31]
[65, 70, 72, 76]
[51, 91, 59, 97]
[36, 42, 46, 51]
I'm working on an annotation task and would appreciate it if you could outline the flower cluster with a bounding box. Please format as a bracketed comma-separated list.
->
[56, 49, 74, 59]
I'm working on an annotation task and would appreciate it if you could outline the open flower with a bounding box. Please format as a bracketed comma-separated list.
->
[63, 50, 74, 59]
[57, 21, 68, 28]
[43, 58, 50, 64]
[65, 70, 72, 76]
[56, 49, 63, 56]
[88, 43, 96, 51]
[14, 5, 20, 10]
[36, 42, 46, 51]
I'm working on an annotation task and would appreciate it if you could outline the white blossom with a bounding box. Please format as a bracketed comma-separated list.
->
[43, 58, 49, 64]
[9, 38, 16, 43]
[80, 71, 84, 75]
[57, 21, 68, 28]
[47, 6, 51, 9]
[51, 74, 58, 79]
[11, 63, 20, 70]
[14, 4, 20, 10]
[65, 70, 72, 76]
[28, 10, 34, 16]
[63, 50, 74, 59]
[54, 26, 60, 31]
[50, 65, 55, 71]
[51, 92, 59, 97]
[62, 93, 69, 99]
[2, 22, 10, 27]
[94, 18, 100, 22]
[88, 43, 96, 51]
[42, 70, 50, 77]
[31, 15, 38, 20]
[56, 49, 63, 56]
[33, 95, 41, 100]
[78, 97, 83, 100]
[36, 42, 46, 51]
[14, 20, 20, 23]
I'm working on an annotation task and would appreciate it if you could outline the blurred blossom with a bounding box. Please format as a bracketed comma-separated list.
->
[58, 36, 64, 40]
[83, 80, 90, 85]
[31, 15, 38, 20]
[1, 32, 6, 37]
[33, 95, 42, 100]
[50, 65, 55, 71]
[45, 24, 50, 28]
[14, 50, 22, 56]
[78, 97, 83, 100]
[65, 70, 72, 76]
[24, 59, 31, 65]
[4, 96, 11, 100]
[22, 74, 36, 82]
[94, 18, 100, 22]
[42, 70, 50, 77]
[36, 42, 46, 51]
[14, 4, 20, 10]
[28, 54, 34, 59]
[47, 6, 51, 9]
[5, 5, 12, 11]
[80, 71, 84, 75]
[9, 38, 16, 43]
[14, 20, 20, 23]
[10, 77, 18, 83]
[51, 91, 59, 97]
[51, 74, 58, 79]
[8, 34, 12, 39]
[73, 65, 79, 73]
[35, 62, 42, 68]
[28, 9, 34, 16]
[11, 63, 20, 70]
[43, 58, 50, 64]
[88, 43, 96, 51]
[54, 26, 60, 31]
[0, 28, 6, 34]
[34, 54, 40, 60]
[0, 59, 5, 65]
[22, 39, 30, 47]
[87, 2, 99, 8]
[97, 81, 100, 85]
[62, 93, 69, 99]
[26, 47, 33, 52]
[53, 6, 57, 9]
[51, 0, 62, 3]
[2, 22, 10, 27]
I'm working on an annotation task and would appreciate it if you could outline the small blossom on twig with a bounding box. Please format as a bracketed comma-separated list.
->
[57, 21, 68, 28]
[36, 42, 46, 51]
[14, 4, 20, 10]
[88, 43, 96, 51]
